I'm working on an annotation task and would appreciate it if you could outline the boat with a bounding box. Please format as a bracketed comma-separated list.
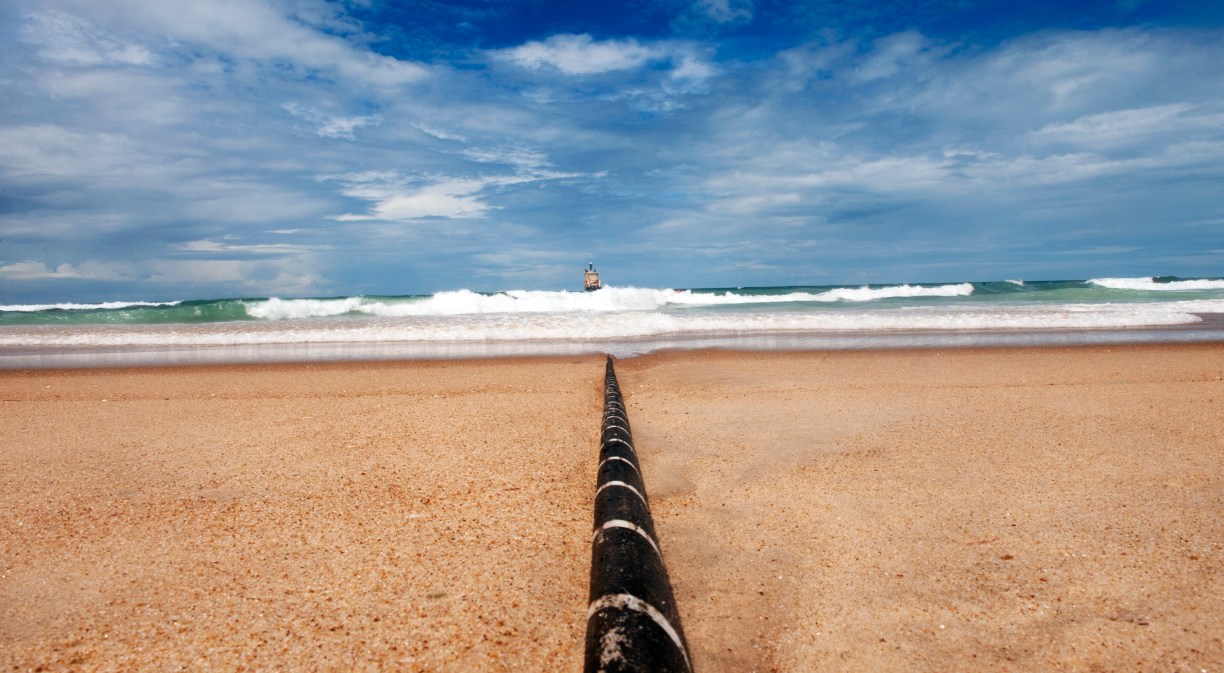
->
[583, 262, 602, 292]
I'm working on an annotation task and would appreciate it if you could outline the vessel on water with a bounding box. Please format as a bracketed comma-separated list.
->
[583, 263, 602, 292]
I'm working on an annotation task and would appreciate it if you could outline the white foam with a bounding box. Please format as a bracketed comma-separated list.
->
[0, 300, 182, 312]
[363, 287, 674, 316]
[814, 283, 974, 302]
[4, 298, 1222, 348]
[240, 289, 670, 320]
[666, 283, 974, 306]
[243, 296, 367, 320]
[240, 284, 977, 320]
[1088, 277, 1224, 291]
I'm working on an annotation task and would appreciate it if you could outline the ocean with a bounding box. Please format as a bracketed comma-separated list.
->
[3, 276, 1224, 368]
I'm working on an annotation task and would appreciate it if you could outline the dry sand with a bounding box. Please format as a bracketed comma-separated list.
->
[1, 345, 1222, 672]
[622, 345, 1224, 673]
[1, 357, 604, 672]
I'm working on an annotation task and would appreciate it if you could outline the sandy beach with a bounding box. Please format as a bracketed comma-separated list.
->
[2, 345, 1222, 671]
[1, 357, 603, 672]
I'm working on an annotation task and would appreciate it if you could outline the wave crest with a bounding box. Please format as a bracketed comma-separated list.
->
[243, 297, 368, 320]
[241, 284, 976, 320]
[0, 300, 182, 313]
[1088, 277, 1224, 291]
[6, 299, 1222, 349]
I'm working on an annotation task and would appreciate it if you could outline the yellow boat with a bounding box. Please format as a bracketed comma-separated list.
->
[583, 263, 602, 292]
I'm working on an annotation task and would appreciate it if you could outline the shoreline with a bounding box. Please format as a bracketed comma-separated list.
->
[3, 314, 1224, 369]
[3, 338, 1224, 377]
[3, 345, 1221, 671]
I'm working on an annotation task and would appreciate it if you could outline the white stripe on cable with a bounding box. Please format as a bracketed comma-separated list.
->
[592, 519, 661, 559]
[601, 437, 635, 451]
[595, 480, 648, 507]
[599, 455, 640, 475]
[586, 593, 691, 672]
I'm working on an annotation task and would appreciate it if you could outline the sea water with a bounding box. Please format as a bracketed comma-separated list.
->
[3, 276, 1224, 367]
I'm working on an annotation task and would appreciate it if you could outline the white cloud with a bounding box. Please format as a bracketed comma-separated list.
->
[22, 9, 154, 66]
[5, 3, 1224, 299]
[460, 146, 580, 180]
[283, 103, 381, 139]
[1032, 103, 1199, 144]
[462, 147, 549, 170]
[0, 261, 81, 280]
[36, 69, 191, 126]
[178, 239, 317, 255]
[329, 173, 496, 221]
[693, 27, 1224, 232]
[0, 124, 146, 182]
[694, 0, 754, 25]
[147, 259, 322, 294]
[494, 34, 717, 93]
[775, 40, 855, 92]
[854, 31, 941, 82]
[34, 0, 427, 87]
[413, 123, 468, 143]
[326, 151, 581, 222]
[721, 192, 804, 216]
[0, 260, 127, 281]
[671, 53, 716, 83]
[904, 29, 1167, 121]
[496, 34, 664, 75]
[704, 147, 955, 199]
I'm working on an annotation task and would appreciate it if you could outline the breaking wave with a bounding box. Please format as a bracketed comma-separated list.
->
[3, 299, 1223, 349]
[0, 300, 182, 313]
[1088, 277, 1224, 291]
[241, 284, 976, 320]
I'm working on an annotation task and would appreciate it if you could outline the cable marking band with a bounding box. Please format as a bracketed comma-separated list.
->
[600, 437, 635, 451]
[598, 455, 640, 475]
[594, 480, 648, 507]
[587, 593, 692, 672]
[592, 519, 662, 559]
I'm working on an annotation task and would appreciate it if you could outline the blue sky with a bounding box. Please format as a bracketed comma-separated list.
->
[1, 0, 1222, 302]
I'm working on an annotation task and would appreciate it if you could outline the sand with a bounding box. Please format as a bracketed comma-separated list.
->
[2, 345, 1222, 672]
[0, 357, 604, 672]
[622, 345, 1224, 673]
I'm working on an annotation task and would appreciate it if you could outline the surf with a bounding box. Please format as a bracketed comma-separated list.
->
[1088, 277, 1224, 291]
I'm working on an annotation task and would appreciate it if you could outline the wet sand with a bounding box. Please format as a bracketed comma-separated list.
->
[2, 345, 1222, 671]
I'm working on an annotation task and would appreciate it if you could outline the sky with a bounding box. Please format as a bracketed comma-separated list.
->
[1, 0, 1223, 302]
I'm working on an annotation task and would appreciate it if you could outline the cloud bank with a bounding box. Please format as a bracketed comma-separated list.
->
[1, 0, 1222, 302]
